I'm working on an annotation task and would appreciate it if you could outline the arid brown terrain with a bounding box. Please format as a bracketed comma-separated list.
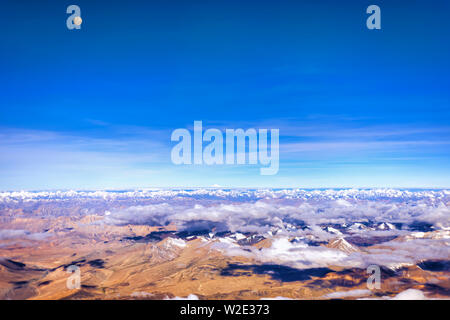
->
[0, 189, 449, 300]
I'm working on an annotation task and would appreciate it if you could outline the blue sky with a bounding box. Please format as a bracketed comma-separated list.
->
[1, 0, 449, 190]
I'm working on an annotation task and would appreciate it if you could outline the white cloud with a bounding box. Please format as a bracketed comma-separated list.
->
[0, 229, 49, 241]
[391, 289, 427, 300]
[92, 191, 450, 233]
[260, 296, 293, 300]
[165, 294, 199, 300]
[323, 289, 372, 299]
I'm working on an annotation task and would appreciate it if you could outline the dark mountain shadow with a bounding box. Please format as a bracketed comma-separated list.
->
[123, 230, 175, 243]
[408, 221, 434, 232]
[345, 235, 398, 247]
[221, 263, 332, 282]
[418, 260, 450, 272]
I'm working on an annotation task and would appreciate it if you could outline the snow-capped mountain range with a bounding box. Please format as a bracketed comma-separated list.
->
[0, 188, 449, 202]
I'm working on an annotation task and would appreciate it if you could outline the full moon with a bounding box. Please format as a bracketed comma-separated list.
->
[74, 16, 82, 26]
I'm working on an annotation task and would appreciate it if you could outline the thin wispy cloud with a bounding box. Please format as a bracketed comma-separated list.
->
[1, 119, 450, 189]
